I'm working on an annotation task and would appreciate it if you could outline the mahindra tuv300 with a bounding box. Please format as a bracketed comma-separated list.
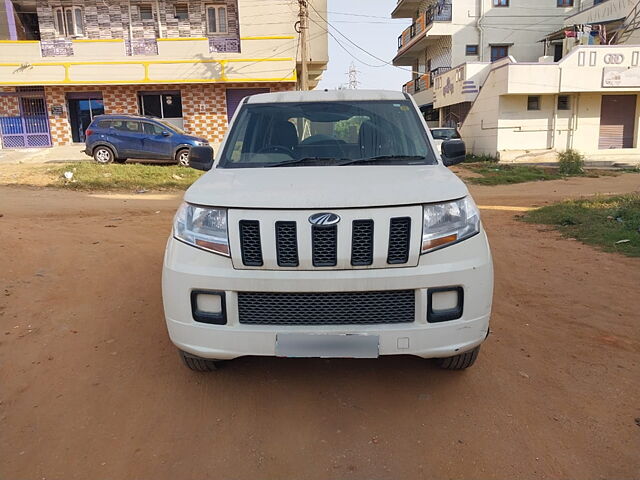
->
[162, 90, 493, 371]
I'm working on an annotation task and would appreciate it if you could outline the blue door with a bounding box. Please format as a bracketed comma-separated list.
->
[0, 91, 51, 148]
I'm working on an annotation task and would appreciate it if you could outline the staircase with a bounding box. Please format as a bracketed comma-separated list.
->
[610, 0, 640, 44]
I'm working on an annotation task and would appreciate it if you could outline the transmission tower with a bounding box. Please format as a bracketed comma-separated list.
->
[347, 62, 360, 89]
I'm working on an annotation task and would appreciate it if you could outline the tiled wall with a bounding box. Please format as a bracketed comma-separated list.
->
[36, 1, 239, 41]
[44, 82, 294, 146]
[0, 87, 21, 116]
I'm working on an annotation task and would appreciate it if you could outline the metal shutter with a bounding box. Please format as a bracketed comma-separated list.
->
[598, 95, 637, 149]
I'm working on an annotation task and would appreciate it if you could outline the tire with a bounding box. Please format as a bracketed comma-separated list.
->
[179, 350, 219, 372]
[93, 146, 114, 164]
[176, 148, 190, 167]
[435, 346, 480, 370]
[114, 158, 127, 164]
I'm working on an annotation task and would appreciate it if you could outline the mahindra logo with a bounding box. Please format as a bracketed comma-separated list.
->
[309, 212, 341, 226]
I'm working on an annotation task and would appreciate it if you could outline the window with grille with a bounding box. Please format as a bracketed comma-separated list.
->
[206, 5, 228, 34]
[527, 96, 541, 111]
[174, 4, 189, 20]
[558, 96, 570, 111]
[139, 4, 153, 20]
[53, 6, 84, 37]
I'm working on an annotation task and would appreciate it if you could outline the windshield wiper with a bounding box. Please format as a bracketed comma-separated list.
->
[266, 156, 348, 167]
[338, 155, 427, 166]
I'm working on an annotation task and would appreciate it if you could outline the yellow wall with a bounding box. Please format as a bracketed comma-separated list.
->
[0, 0, 328, 87]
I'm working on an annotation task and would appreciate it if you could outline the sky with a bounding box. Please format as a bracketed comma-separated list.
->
[316, 0, 411, 91]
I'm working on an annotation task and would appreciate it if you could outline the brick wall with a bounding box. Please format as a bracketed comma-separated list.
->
[37, 0, 239, 41]
[43, 82, 295, 146]
[0, 87, 20, 116]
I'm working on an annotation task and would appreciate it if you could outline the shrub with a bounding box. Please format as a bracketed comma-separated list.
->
[558, 149, 585, 175]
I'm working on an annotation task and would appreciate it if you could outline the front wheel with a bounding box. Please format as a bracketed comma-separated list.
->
[435, 346, 481, 370]
[93, 146, 114, 164]
[176, 149, 190, 167]
[178, 350, 221, 372]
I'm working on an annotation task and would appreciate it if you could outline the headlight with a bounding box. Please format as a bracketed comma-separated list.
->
[422, 197, 480, 253]
[193, 140, 209, 146]
[173, 203, 229, 256]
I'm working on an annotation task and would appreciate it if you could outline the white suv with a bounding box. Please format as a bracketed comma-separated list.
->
[162, 90, 493, 371]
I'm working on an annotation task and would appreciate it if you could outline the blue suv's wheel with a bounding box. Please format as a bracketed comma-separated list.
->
[176, 148, 190, 166]
[93, 146, 114, 164]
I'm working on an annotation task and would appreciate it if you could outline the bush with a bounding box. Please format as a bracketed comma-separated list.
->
[558, 149, 585, 175]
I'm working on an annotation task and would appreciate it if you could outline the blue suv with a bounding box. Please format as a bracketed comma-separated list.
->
[84, 115, 209, 166]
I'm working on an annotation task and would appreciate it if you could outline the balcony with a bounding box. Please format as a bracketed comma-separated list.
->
[394, 2, 453, 64]
[0, 37, 297, 86]
[392, 0, 423, 19]
[402, 68, 452, 106]
[432, 63, 490, 109]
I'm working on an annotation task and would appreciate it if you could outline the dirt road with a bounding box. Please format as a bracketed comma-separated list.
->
[1, 174, 639, 479]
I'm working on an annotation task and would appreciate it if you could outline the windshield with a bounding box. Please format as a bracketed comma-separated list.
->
[218, 100, 437, 168]
[431, 128, 460, 140]
[158, 120, 185, 135]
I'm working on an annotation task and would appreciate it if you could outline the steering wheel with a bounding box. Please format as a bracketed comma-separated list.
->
[256, 145, 294, 157]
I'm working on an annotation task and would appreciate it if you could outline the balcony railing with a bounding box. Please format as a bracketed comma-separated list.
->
[402, 67, 451, 94]
[397, 1, 452, 51]
[403, 73, 430, 94]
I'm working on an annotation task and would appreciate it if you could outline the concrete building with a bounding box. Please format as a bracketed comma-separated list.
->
[428, 0, 640, 163]
[392, 0, 574, 126]
[0, 0, 328, 149]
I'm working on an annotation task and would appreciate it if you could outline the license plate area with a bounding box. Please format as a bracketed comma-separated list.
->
[275, 333, 380, 358]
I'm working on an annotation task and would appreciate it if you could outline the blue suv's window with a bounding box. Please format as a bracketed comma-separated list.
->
[112, 120, 141, 132]
[97, 120, 111, 128]
[143, 122, 165, 135]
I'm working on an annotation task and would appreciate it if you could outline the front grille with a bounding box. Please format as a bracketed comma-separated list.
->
[275, 221, 299, 267]
[351, 220, 374, 266]
[387, 217, 411, 264]
[237, 290, 416, 325]
[312, 225, 337, 267]
[239, 220, 263, 266]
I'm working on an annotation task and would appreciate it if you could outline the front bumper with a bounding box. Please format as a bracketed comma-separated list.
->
[162, 230, 493, 360]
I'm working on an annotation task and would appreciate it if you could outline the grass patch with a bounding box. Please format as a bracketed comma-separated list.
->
[521, 194, 640, 257]
[464, 153, 497, 163]
[51, 163, 203, 191]
[465, 164, 563, 185]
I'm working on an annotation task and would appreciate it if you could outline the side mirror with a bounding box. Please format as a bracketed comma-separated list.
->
[188, 145, 215, 171]
[162, 130, 171, 137]
[441, 139, 466, 167]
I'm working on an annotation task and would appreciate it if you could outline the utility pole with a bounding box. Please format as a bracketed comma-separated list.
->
[298, 0, 309, 90]
[347, 62, 360, 89]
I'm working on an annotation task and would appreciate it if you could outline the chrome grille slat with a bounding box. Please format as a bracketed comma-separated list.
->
[237, 290, 416, 325]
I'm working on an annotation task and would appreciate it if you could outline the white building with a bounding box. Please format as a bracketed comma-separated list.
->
[392, 0, 574, 126]
[448, 0, 640, 163]
[394, 0, 640, 164]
